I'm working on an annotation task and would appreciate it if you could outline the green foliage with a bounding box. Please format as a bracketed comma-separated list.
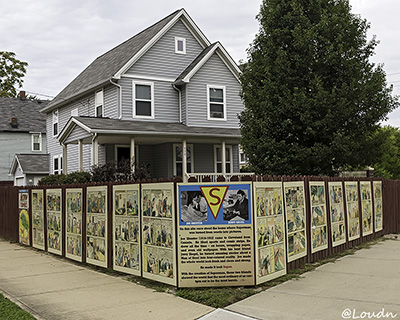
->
[371, 126, 400, 179]
[240, 0, 399, 176]
[38, 171, 91, 186]
[0, 52, 28, 98]
[0, 293, 35, 319]
[91, 160, 151, 183]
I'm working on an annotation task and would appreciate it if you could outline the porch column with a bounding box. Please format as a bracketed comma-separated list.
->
[182, 139, 187, 183]
[130, 137, 135, 174]
[92, 135, 99, 166]
[78, 139, 83, 172]
[62, 143, 68, 174]
[221, 140, 226, 176]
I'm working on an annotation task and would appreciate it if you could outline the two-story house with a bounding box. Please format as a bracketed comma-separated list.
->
[0, 92, 49, 185]
[41, 9, 246, 181]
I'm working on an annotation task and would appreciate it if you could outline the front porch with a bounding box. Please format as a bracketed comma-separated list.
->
[59, 117, 250, 181]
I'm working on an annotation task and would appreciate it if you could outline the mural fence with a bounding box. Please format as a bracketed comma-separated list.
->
[0, 175, 399, 287]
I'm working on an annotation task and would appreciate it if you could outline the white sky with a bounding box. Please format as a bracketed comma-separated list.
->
[2, 0, 399, 125]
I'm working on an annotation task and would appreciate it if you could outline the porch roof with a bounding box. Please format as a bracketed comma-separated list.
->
[9, 154, 49, 175]
[60, 116, 241, 144]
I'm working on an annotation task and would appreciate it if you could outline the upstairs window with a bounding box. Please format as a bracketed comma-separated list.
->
[133, 81, 154, 118]
[207, 85, 226, 120]
[175, 37, 186, 54]
[52, 110, 59, 136]
[31, 133, 42, 151]
[95, 90, 103, 117]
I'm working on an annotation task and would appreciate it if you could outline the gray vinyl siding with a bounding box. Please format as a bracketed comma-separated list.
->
[47, 84, 118, 173]
[120, 78, 179, 122]
[126, 21, 204, 79]
[186, 54, 244, 128]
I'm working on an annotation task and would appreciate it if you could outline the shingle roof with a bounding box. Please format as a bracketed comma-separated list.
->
[43, 9, 183, 112]
[60, 116, 241, 142]
[13, 154, 49, 174]
[0, 98, 48, 132]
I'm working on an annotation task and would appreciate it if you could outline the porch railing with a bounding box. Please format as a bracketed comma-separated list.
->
[185, 172, 256, 182]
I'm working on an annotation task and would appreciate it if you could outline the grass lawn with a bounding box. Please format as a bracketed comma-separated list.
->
[0, 293, 35, 320]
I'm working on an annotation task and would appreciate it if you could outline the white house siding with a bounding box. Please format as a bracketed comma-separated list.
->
[126, 21, 204, 79]
[186, 54, 243, 129]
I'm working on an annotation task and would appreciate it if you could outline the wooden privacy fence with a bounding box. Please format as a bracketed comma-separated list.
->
[1, 176, 399, 288]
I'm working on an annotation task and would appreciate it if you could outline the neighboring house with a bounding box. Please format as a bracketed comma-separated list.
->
[40, 9, 247, 181]
[9, 154, 49, 186]
[0, 93, 48, 183]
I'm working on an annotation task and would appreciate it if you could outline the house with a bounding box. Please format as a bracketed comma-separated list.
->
[0, 93, 48, 184]
[40, 9, 248, 181]
[9, 154, 49, 186]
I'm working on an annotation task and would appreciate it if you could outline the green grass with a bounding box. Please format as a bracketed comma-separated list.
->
[0, 293, 35, 320]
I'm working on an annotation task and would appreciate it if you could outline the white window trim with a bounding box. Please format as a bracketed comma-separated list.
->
[214, 145, 233, 173]
[53, 154, 63, 175]
[175, 37, 186, 54]
[95, 89, 104, 117]
[52, 109, 59, 137]
[132, 81, 155, 119]
[207, 85, 227, 121]
[173, 143, 194, 176]
[31, 132, 42, 152]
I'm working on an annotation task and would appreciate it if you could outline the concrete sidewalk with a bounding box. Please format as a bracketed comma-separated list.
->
[0, 240, 213, 320]
[1, 237, 399, 320]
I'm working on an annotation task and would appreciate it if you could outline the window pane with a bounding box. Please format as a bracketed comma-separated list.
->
[225, 147, 230, 161]
[226, 163, 231, 173]
[177, 40, 184, 52]
[96, 105, 102, 117]
[217, 163, 222, 173]
[53, 123, 58, 135]
[216, 147, 221, 162]
[176, 146, 182, 162]
[209, 88, 223, 102]
[136, 101, 151, 116]
[176, 163, 182, 176]
[187, 163, 191, 173]
[186, 147, 191, 162]
[136, 85, 151, 100]
[210, 104, 224, 118]
[54, 158, 59, 173]
[33, 143, 40, 151]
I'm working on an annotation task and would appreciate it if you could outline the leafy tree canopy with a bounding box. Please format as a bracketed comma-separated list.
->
[239, 0, 399, 176]
[0, 51, 28, 98]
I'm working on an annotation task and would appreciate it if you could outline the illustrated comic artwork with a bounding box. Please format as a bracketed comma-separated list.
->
[32, 190, 44, 250]
[345, 182, 360, 241]
[309, 182, 328, 253]
[373, 181, 383, 232]
[113, 185, 141, 276]
[18, 190, 29, 245]
[86, 186, 107, 267]
[360, 181, 373, 236]
[66, 189, 83, 262]
[284, 182, 307, 262]
[142, 183, 175, 285]
[47, 189, 62, 255]
[255, 182, 286, 284]
[328, 182, 346, 246]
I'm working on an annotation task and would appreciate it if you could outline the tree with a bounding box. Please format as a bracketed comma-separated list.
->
[0, 51, 28, 98]
[371, 126, 400, 180]
[239, 0, 399, 176]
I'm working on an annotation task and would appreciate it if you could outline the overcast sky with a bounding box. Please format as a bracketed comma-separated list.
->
[2, 0, 399, 125]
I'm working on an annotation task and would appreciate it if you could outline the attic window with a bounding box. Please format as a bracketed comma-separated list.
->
[53, 110, 59, 136]
[175, 37, 186, 54]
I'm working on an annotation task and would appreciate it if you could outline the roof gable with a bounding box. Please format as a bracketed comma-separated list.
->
[9, 154, 49, 175]
[42, 9, 211, 113]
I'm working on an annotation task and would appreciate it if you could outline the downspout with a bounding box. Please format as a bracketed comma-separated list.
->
[110, 78, 122, 119]
[91, 132, 98, 166]
[172, 84, 182, 123]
